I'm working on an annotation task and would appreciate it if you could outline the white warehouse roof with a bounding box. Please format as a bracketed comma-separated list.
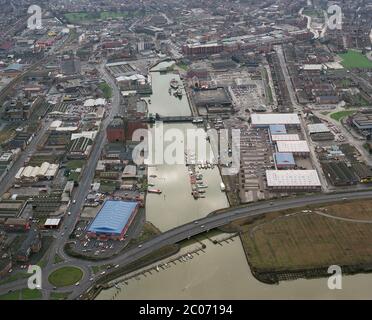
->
[271, 134, 300, 141]
[276, 140, 310, 153]
[266, 170, 321, 187]
[307, 123, 331, 134]
[251, 113, 300, 126]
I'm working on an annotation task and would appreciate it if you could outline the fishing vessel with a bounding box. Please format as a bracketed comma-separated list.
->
[148, 188, 162, 194]
[173, 87, 183, 98]
[170, 78, 179, 89]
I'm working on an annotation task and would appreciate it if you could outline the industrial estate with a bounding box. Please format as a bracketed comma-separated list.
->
[0, 0, 371, 301]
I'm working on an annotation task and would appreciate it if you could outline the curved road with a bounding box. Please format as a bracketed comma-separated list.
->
[70, 189, 372, 299]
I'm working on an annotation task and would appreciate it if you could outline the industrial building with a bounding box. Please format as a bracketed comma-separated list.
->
[350, 112, 372, 133]
[307, 123, 334, 141]
[276, 140, 310, 156]
[107, 118, 125, 143]
[15, 162, 59, 182]
[266, 170, 321, 191]
[251, 113, 301, 127]
[271, 134, 300, 141]
[182, 42, 223, 56]
[269, 124, 287, 135]
[274, 153, 296, 169]
[193, 87, 233, 114]
[87, 200, 139, 240]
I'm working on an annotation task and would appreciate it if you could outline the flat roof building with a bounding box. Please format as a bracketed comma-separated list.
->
[266, 170, 321, 191]
[269, 124, 287, 135]
[276, 140, 310, 155]
[251, 113, 301, 127]
[274, 153, 296, 169]
[271, 134, 300, 141]
[307, 123, 331, 134]
[87, 200, 139, 240]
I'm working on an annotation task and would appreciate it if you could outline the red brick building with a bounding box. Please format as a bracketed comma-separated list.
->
[107, 118, 125, 143]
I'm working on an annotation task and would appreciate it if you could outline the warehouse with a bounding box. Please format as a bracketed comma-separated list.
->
[276, 140, 310, 156]
[274, 153, 296, 169]
[15, 162, 59, 182]
[87, 200, 139, 240]
[350, 112, 372, 133]
[269, 124, 287, 135]
[251, 113, 301, 127]
[271, 134, 300, 141]
[307, 123, 334, 141]
[266, 170, 321, 191]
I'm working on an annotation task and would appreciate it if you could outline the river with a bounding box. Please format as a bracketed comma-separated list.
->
[97, 62, 372, 300]
[97, 233, 372, 300]
[143, 65, 229, 232]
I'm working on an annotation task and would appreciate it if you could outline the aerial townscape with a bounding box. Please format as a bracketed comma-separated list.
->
[0, 0, 371, 302]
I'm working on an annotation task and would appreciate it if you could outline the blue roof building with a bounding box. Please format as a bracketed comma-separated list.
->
[88, 200, 138, 239]
[3, 63, 24, 72]
[269, 124, 287, 135]
[274, 153, 295, 168]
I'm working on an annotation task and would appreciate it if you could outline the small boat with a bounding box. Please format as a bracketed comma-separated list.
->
[148, 188, 162, 194]
[170, 78, 179, 89]
[220, 182, 226, 191]
[198, 184, 208, 189]
[174, 87, 183, 98]
[149, 175, 157, 178]
[148, 183, 155, 187]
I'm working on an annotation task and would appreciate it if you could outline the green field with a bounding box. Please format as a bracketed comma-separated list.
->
[99, 82, 113, 99]
[21, 288, 42, 300]
[0, 290, 20, 300]
[330, 110, 356, 121]
[339, 50, 372, 69]
[50, 291, 71, 300]
[48, 266, 83, 287]
[239, 199, 372, 276]
[64, 11, 140, 24]
[0, 288, 42, 300]
[66, 160, 85, 170]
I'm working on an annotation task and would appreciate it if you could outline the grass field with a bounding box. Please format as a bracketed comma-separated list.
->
[239, 200, 372, 275]
[339, 50, 372, 69]
[0, 288, 42, 300]
[330, 110, 356, 121]
[0, 290, 20, 300]
[64, 11, 141, 24]
[66, 160, 85, 170]
[48, 266, 83, 287]
[99, 82, 112, 99]
[0, 123, 18, 145]
[21, 288, 42, 300]
[50, 291, 71, 300]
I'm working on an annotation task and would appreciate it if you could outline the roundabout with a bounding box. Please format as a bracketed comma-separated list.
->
[48, 266, 84, 288]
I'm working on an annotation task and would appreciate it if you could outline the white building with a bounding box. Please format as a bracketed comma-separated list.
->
[251, 113, 301, 127]
[276, 140, 310, 155]
[266, 170, 321, 191]
[271, 134, 300, 141]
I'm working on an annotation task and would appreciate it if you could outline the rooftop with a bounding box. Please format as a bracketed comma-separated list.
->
[252, 113, 300, 126]
[266, 170, 321, 187]
[276, 140, 310, 153]
[88, 200, 138, 235]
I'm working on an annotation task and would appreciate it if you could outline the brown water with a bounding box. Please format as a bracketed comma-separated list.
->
[97, 234, 372, 300]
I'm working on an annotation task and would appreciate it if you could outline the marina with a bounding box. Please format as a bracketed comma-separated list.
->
[144, 63, 229, 232]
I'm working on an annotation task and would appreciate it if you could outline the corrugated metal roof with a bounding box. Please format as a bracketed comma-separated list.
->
[88, 200, 137, 235]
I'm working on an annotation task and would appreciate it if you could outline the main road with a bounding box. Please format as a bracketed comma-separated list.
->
[37, 62, 122, 298]
[70, 188, 372, 299]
